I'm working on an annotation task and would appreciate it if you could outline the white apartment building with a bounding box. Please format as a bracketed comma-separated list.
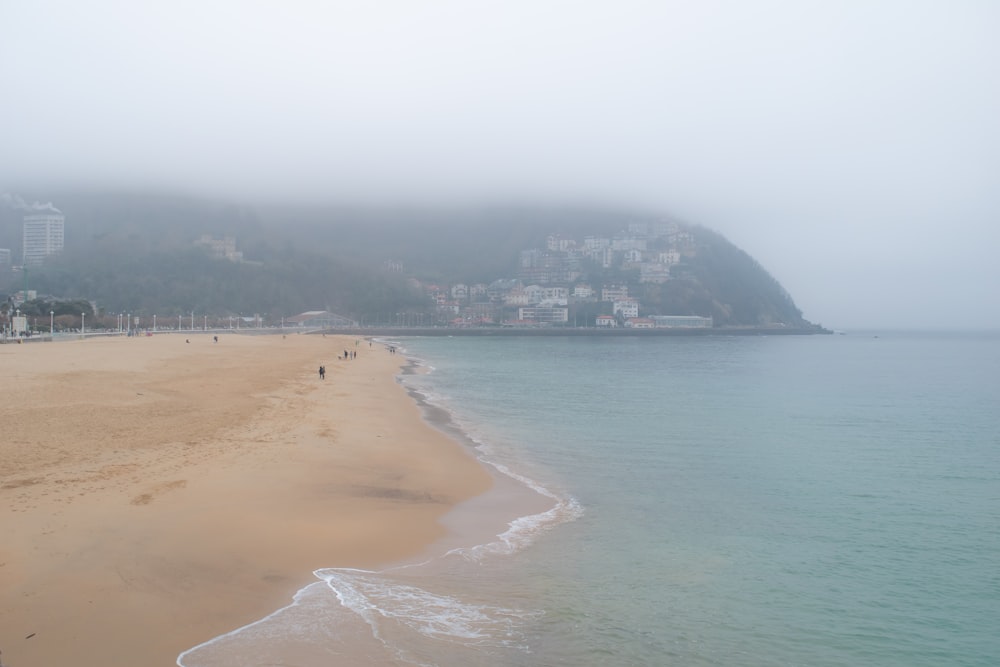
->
[613, 298, 639, 319]
[542, 286, 569, 301]
[23, 213, 65, 265]
[517, 305, 569, 324]
[602, 284, 629, 301]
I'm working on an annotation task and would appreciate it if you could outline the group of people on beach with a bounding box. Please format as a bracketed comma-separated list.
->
[317, 339, 388, 381]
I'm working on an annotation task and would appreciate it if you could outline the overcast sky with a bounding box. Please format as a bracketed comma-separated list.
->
[2, 1, 998, 329]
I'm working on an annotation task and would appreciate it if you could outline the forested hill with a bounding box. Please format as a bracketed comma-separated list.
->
[0, 191, 821, 329]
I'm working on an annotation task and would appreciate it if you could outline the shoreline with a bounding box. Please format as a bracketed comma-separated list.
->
[0, 333, 503, 666]
[0, 324, 829, 348]
[393, 354, 560, 565]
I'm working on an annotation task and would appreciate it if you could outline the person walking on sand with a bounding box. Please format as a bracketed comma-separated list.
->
[319, 365, 326, 380]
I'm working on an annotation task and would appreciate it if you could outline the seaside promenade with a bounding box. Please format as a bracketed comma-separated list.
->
[0, 333, 492, 666]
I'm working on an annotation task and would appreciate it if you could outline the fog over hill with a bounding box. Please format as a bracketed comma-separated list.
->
[0, 191, 818, 330]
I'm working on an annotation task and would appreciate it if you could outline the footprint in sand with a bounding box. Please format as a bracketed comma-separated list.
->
[130, 479, 187, 505]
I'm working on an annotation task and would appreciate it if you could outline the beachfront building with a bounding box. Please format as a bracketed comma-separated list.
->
[517, 305, 569, 325]
[625, 317, 655, 328]
[285, 310, 358, 329]
[596, 315, 617, 327]
[652, 315, 713, 328]
[613, 299, 639, 319]
[23, 212, 65, 265]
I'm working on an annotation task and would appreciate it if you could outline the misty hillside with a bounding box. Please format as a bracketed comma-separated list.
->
[0, 191, 820, 329]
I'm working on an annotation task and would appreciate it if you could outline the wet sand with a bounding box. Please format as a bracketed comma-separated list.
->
[0, 332, 493, 666]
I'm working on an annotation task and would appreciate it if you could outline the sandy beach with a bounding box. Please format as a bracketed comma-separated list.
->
[0, 332, 494, 666]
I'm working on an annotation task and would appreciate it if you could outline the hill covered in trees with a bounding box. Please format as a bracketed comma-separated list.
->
[0, 191, 822, 330]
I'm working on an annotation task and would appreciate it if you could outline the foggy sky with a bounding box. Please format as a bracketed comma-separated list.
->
[2, 1, 998, 330]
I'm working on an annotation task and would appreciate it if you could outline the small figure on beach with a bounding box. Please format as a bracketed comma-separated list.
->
[319, 365, 326, 380]
[185, 339, 190, 343]
[213, 335, 218, 343]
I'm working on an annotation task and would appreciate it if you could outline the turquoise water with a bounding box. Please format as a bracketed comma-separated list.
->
[180, 332, 1000, 666]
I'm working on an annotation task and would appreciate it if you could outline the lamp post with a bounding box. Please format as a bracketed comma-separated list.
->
[153, 314, 156, 332]
[81, 312, 85, 336]
[50, 310, 54, 335]
[127, 313, 131, 336]
[203, 315, 207, 331]
[178, 314, 181, 331]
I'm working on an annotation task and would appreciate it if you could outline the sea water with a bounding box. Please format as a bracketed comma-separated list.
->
[179, 332, 1000, 666]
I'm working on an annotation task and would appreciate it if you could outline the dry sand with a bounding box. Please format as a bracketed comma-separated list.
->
[0, 332, 493, 666]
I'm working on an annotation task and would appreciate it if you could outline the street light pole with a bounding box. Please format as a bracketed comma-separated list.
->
[81, 312, 85, 337]
[50, 310, 54, 336]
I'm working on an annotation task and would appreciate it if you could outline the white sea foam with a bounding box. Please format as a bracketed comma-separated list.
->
[446, 461, 584, 562]
[310, 568, 542, 667]
[318, 568, 540, 643]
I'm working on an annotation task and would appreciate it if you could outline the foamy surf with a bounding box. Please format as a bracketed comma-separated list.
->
[315, 568, 544, 665]
[445, 464, 584, 562]
[178, 555, 549, 667]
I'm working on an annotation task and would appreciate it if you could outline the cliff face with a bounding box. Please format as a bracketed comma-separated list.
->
[2, 193, 820, 329]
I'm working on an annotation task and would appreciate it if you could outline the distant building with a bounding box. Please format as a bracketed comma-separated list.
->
[285, 310, 357, 328]
[0, 248, 10, 268]
[23, 212, 65, 265]
[596, 315, 617, 328]
[194, 235, 243, 262]
[625, 317, 655, 328]
[601, 284, 629, 302]
[518, 305, 569, 324]
[613, 299, 639, 319]
[652, 315, 713, 328]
